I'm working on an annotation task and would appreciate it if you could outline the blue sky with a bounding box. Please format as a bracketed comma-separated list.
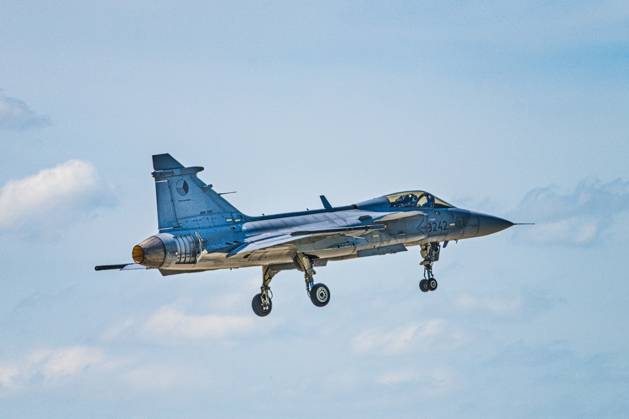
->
[1, 1, 628, 417]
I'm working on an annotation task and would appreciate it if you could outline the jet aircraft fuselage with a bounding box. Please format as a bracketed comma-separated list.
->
[137, 197, 511, 273]
[96, 154, 519, 317]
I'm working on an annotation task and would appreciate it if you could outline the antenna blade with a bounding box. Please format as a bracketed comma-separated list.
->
[320, 195, 332, 209]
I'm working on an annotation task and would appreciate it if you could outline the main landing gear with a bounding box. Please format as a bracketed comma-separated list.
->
[297, 254, 331, 308]
[251, 265, 276, 317]
[251, 255, 331, 317]
[419, 242, 440, 293]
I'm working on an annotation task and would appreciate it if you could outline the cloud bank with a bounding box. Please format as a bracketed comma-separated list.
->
[352, 319, 464, 355]
[512, 178, 629, 246]
[0, 345, 189, 394]
[0, 346, 107, 391]
[0, 160, 113, 230]
[102, 306, 258, 343]
[143, 307, 255, 341]
[0, 91, 50, 130]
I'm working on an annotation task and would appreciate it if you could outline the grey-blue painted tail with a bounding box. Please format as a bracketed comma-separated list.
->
[152, 154, 244, 231]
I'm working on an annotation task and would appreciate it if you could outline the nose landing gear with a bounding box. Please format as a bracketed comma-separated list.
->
[419, 242, 440, 293]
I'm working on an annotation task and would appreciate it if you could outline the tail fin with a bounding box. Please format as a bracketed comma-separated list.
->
[151, 154, 244, 231]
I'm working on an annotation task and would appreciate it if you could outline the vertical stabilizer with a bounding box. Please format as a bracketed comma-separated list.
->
[151, 154, 244, 231]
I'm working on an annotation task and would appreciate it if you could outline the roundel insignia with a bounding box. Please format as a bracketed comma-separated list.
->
[176, 179, 189, 196]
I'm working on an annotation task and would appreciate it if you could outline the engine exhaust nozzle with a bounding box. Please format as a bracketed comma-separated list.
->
[131, 235, 166, 268]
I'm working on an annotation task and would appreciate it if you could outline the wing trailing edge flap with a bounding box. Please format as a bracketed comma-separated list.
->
[228, 224, 385, 257]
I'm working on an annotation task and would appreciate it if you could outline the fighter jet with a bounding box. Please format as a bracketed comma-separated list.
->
[96, 154, 524, 317]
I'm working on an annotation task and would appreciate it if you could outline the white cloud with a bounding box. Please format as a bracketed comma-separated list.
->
[0, 159, 112, 229]
[0, 346, 108, 391]
[528, 217, 598, 246]
[512, 178, 629, 246]
[352, 319, 464, 355]
[142, 307, 255, 341]
[0, 366, 19, 389]
[454, 294, 522, 315]
[0, 90, 50, 130]
[39, 346, 105, 379]
[0, 345, 189, 394]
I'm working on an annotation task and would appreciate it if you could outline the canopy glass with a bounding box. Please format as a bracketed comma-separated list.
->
[385, 191, 453, 209]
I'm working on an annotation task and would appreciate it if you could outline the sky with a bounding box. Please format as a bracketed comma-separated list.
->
[1, 1, 629, 417]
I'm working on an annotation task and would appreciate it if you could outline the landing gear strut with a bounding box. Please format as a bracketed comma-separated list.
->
[252, 265, 276, 317]
[297, 254, 331, 307]
[252, 256, 332, 317]
[419, 242, 440, 293]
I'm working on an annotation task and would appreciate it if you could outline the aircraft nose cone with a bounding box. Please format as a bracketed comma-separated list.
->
[477, 214, 514, 237]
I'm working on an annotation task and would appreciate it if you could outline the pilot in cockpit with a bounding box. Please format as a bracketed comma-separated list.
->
[414, 193, 434, 208]
[424, 193, 435, 208]
[388, 191, 447, 209]
[393, 193, 419, 207]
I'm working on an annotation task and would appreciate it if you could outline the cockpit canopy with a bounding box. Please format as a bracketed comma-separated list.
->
[385, 191, 453, 209]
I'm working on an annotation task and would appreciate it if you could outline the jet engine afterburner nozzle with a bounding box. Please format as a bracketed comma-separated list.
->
[132, 235, 166, 267]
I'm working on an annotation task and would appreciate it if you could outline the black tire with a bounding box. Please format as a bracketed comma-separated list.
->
[429, 278, 438, 291]
[419, 279, 430, 292]
[251, 293, 272, 317]
[310, 283, 331, 307]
